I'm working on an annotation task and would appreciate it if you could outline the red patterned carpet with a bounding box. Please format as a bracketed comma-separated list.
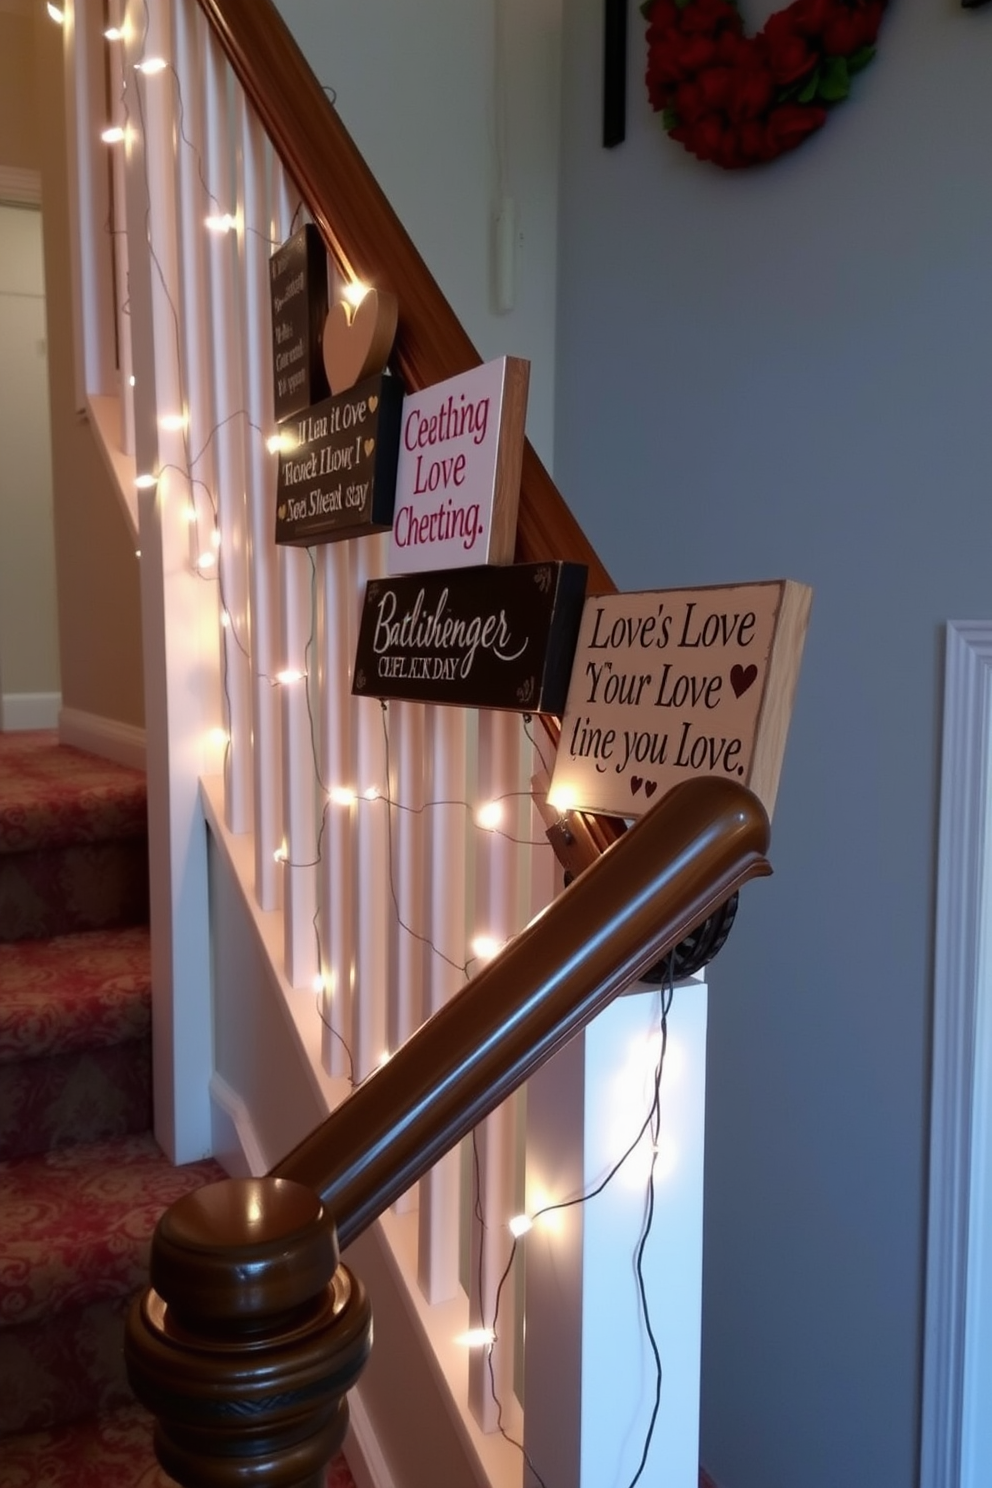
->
[0, 731, 356, 1487]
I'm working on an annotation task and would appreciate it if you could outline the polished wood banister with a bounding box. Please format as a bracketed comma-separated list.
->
[195, 0, 612, 592]
[274, 776, 771, 1248]
[127, 777, 770, 1483]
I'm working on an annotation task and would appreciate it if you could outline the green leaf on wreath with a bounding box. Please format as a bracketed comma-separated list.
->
[797, 70, 821, 104]
[846, 45, 876, 74]
[817, 55, 850, 101]
[663, 106, 680, 131]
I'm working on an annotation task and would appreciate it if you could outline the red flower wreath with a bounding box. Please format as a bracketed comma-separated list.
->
[643, 0, 887, 169]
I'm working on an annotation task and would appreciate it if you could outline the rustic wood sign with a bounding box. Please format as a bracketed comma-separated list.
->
[274, 372, 404, 547]
[549, 580, 811, 820]
[269, 223, 329, 423]
[387, 356, 529, 576]
[352, 561, 587, 714]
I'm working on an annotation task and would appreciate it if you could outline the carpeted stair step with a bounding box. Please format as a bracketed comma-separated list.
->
[0, 733, 149, 942]
[0, 926, 152, 1161]
[0, 1402, 360, 1488]
[0, 1133, 224, 1436]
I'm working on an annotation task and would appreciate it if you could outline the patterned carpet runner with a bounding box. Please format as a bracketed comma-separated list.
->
[0, 731, 355, 1487]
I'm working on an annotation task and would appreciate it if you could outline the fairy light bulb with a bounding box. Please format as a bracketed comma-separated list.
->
[476, 800, 504, 831]
[196, 551, 216, 571]
[102, 126, 125, 144]
[205, 213, 237, 233]
[273, 845, 288, 863]
[330, 786, 357, 807]
[105, 25, 125, 41]
[137, 56, 167, 74]
[159, 412, 187, 432]
[47, 4, 64, 23]
[508, 1214, 533, 1238]
[275, 667, 305, 685]
[456, 1328, 495, 1349]
[548, 783, 578, 813]
[471, 934, 502, 964]
[363, 785, 380, 801]
[134, 472, 157, 489]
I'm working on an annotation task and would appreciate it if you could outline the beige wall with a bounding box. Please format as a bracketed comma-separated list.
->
[32, 7, 145, 729]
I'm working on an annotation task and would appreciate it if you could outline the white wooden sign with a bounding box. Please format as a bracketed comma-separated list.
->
[549, 580, 811, 820]
[387, 356, 529, 575]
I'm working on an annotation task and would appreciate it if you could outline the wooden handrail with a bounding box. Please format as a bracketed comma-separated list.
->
[274, 776, 771, 1247]
[128, 778, 770, 1483]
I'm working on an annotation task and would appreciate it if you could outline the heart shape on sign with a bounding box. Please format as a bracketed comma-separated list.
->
[368, 394, 378, 413]
[364, 438, 376, 458]
[730, 663, 758, 698]
[322, 288, 398, 396]
[644, 780, 657, 798]
[277, 504, 286, 520]
[630, 776, 643, 795]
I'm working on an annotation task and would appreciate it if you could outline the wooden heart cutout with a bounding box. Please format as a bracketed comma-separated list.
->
[730, 663, 758, 698]
[322, 288, 398, 396]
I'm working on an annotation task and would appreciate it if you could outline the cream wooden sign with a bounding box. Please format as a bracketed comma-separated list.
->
[387, 356, 529, 575]
[549, 580, 811, 820]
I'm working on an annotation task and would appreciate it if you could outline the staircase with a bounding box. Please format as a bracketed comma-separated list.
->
[0, 731, 355, 1486]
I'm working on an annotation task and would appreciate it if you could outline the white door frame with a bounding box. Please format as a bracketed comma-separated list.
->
[921, 621, 992, 1488]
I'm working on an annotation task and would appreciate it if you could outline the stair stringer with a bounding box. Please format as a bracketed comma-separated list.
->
[201, 774, 522, 1488]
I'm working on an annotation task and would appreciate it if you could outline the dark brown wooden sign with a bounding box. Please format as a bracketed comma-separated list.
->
[274, 372, 404, 547]
[269, 223, 330, 423]
[352, 562, 588, 714]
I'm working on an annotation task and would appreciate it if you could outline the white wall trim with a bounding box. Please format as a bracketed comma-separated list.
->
[344, 1386, 400, 1488]
[0, 165, 41, 207]
[208, 1071, 269, 1178]
[58, 705, 146, 770]
[1, 691, 61, 730]
[921, 620, 992, 1488]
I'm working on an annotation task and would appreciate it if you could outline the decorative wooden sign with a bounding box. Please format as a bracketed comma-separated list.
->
[269, 224, 329, 423]
[352, 561, 587, 714]
[387, 356, 530, 576]
[274, 372, 404, 547]
[549, 579, 812, 820]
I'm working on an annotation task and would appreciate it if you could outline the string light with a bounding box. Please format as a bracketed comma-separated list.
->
[160, 412, 187, 432]
[547, 783, 578, 813]
[209, 727, 229, 747]
[507, 1214, 532, 1238]
[266, 432, 293, 454]
[329, 786, 357, 807]
[104, 25, 125, 41]
[137, 57, 168, 74]
[342, 280, 370, 308]
[47, 4, 64, 23]
[456, 1328, 495, 1349]
[274, 668, 305, 684]
[273, 845, 288, 863]
[196, 550, 217, 571]
[205, 212, 238, 233]
[476, 800, 504, 831]
[101, 126, 126, 144]
[134, 472, 158, 489]
[363, 785, 380, 801]
[220, 608, 231, 628]
[471, 934, 502, 963]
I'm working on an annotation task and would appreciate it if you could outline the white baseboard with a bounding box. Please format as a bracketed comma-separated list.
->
[58, 706, 146, 771]
[1, 692, 62, 730]
[345, 1385, 399, 1488]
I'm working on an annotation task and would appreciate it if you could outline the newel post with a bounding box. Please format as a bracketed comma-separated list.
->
[125, 1176, 371, 1488]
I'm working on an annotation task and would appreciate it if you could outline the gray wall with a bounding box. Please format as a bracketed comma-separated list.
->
[555, 1, 992, 1485]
